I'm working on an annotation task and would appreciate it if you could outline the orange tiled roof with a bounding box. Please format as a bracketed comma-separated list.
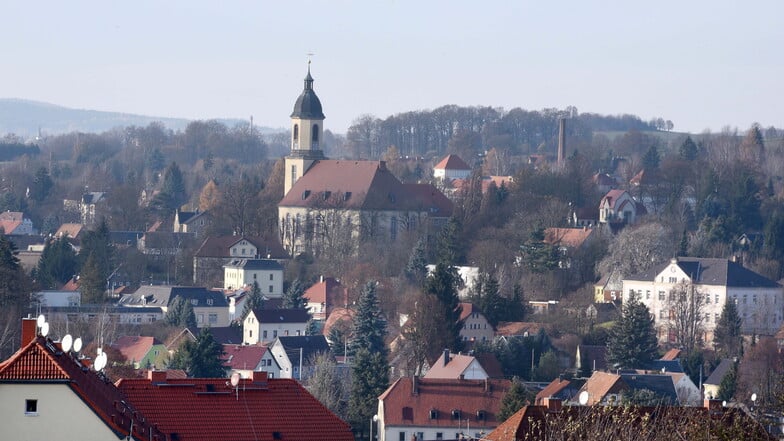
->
[112, 336, 158, 365]
[222, 344, 268, 370]
[434, 154, 471, 171]
[660, 348, 682, 361]
[543, 227, 594, 249]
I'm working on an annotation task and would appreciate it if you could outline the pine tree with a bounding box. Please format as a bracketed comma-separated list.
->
[34, 236, 78, 289]
[403, 238, 428, 286]
[170, 327, 225, 378]
[520, 228, 559, 273]
[607, 294, 659, 369]
[421, 263, 463, 356]
[328, 325, 348, 356]
[0, 234, 30, 308]
[498, 378, 535, 421]
[242, 281, 264, 320]
[283, 278, 307, 309]
[435, 217, 465, 265]
[470, 272, 504, 327]
[348, 281, 387, 356]
[79, 253, 106, 304]
[179, 299, 197, 329]
[348, 348, 389, 439]
[642, 145, 660, 170]
[717, 362, 738, 401]
[30, 167, 54, 202]
[714, 300, 742, 358]
[679, 136, 698, 161]
[166, 296, 185, 326]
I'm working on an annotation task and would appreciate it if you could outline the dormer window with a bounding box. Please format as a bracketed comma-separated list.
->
[451, 409, 460, 420]
[429, 409, 438, 419]
[191, 299, 198, 306]
[207, 299, 213, 306]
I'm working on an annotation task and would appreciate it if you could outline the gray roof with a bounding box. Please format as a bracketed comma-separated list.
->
[290, 68, 325, 119]
[120, 286, 228, 308]
[619, 373, 678, 404]
[223, 259, 284, 271]
[704, 359, 735, 386]
[276, 335, 330, 366]
[626, 257, 781, 288]
[646, 359, 684, 374]
[253, 308, 310, 324]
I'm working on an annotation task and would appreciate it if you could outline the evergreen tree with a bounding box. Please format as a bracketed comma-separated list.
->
[328, 325, 349, 356]
[79, 253, 106, 304]
[79, 218, 114, 292]
[520, 228, 559, 273]
[179, 299, 197, 329]
[169, 327, 225, 378]
[532, 350, 561, 382]
[0, 234, 30, 308]
[34, 236, 78, 289]
[241, 281, 264, 320]
[403, 238, 428, 286]
[152, 162, 187, 213]
[30, 166, 54, 202]
[283, 278, 307, 309]
[166, 296, 185, 326]
[435, 217, 465, 265]
[679, 136, 698, 161]
[714, 300, 743, 358]
[469, 272, 505, 327]
[642, 145, 661, 170]
[717, 362, 738, 401]
[498, 378, 535, 421]
[348, 281, 387, 356]
[348, 348, 389, 439]
[306, 352, 347, 420]
[421, 263, 463, 355]
[607, 294, 659, 369]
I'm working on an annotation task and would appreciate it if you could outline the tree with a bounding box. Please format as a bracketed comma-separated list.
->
[283, 278, 307, 309]
[198, 179, 221, 212]
[242, 281, 264, 320]
[166, 296, 197, 328]
[740, 123, 765, 165]
[421, 263, 463, 356]
[668, 282, 705, 354]
[519, 227, 560, 273]
[306, 353, 347, 420]
[498, 378, 535, 421]
[403, 237, 427, 286]
[714, 300, 742, 358]
[348, 281, 387, 356]
[79, 253, 107, 304]
[642, 145, 661, 170]
[152, 162, 187, 214]
[717, 361, 738, 401]
[0, 234, 30, 309]
[607, 294, 659, 369]
[348, 348, 388, 439]
[434, 217, 465, 265]
[597, 222, 677, 278]
[532, 350, 561, 382]
[169, 327, 225, 378]
[34, 236, 79, 289]
[30, 166, 54, 202]
[679, 136, 698, 161]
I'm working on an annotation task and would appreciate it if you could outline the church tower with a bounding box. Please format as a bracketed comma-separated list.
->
[284, 63, 326, 196]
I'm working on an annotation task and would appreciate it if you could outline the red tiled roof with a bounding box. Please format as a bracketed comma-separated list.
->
[434, 154, 471, 171]
[323, 307, 355, 337]
[55, 223, 83, 239]
[112, 336, 158, 365]
[116, 373, 354, 441]
[600, 189, 627, 210]
[535, 378, 572, 404]
[0, 336, 152, 439]
[61, 277, 80, 291]
[575, 371, 623, 405]
[0, 219, 22, 234]
[222, 344, 267, 370]
[304, 277, 348, 307]
[379, 377, 510, 427]
[543, 227, 594, 249]
[424, 352, 478, 379]
[458, 302, 478, 322]
[660, 348, 681, 361]
[495, 322, 549, 337]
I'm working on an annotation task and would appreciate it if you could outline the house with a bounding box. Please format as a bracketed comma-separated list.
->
[434, 154, 472, 181]
[223, 258, 284, 293]
[593, 172, 617, 194]
[534, 377, 584, 405]
[55, 223, 84, 244]
[119, 286, 230, 328]
[0, 211, 37, 235]
[424, 349, 491, 380]
[543, 226, 596, 269]
[111, 335, 166, 369]
[116, 370, 354, 441]
[173, 209, 212, 236]
[279, 67, 453, 256]
[703, 358, 735, 400]
[222, 344, 281, 379]
[594, 268, 623, 303]
[137, 231, 196, 255]
[80, 191, 107, 227]
[377, 377, 511, 441]
[575, 345, 607, 376]
[574, 371, 679, 406]
[304, 276, 348, 321]
[0, 318, 152, 441]
[243, 308, 310, 345]
[598, 189, 645, 226]
[322, 307, 354, 346]
[495, 321, 550, 339]
[269, 335, 331, 380]
[585, 302, 618, 323]
[192, 235, 288, 286]
[459, 303, 494, 344]
[40, 304, 165, 326]
[622, 256, 784, 343]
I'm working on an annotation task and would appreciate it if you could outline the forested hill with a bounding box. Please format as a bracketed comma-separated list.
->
[0, 99, 277, 138]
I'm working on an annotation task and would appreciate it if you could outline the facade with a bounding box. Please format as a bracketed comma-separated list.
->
[243, 308, 310, 345]
[458, 303, 495, 344]
[223, 258, 284, 293]
[279, 67, 453, 256]
[598, 189, 644, 225]
[622, 257, 784, 343]
[424, 349, 490, 380]
[377, 377, 511, 441]
[304, 276, 348, 321]
[222, 344, 282, 379]
[119, 286, 231, 328]
[192, 235, 288, 286]
[35, 290, 81, 307]
[173, 209, 212, 236]
[0, 211, 37, 235]
[433, 154, 472, 180]
[269, 335, 331, 380]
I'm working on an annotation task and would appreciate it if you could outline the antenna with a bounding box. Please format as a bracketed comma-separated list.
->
[578, 390, 589, 405]
[73, 337, 83, 353]
[61, 334, 73, 352]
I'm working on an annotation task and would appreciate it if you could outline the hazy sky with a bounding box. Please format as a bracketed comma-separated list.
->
[2, 1, 781, 134]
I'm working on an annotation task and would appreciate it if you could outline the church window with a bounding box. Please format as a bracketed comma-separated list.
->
[293, 124, 299, 141]
[312, 124, 319, 143]
[291, 165, 297, 184]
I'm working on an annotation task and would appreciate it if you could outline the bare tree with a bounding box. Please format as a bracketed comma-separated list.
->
[667, 282, 705, 354]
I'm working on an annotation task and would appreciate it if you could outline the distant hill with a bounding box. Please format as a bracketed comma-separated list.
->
[0, 98, 281, 138]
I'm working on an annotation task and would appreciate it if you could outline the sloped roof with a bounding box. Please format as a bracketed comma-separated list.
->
[120, 286, 228, 308]
[424, 351, 478, 379]
[543, 227, 594, 249]
[458, 302, 482, 322]
[577, 345, 607, 371]
[304, 277, 347, 306]
[222, 344, 268, 370]
[280, 160, 453, 217]
[0, 336, 150, 439]
[189, 326, 243, 345]
[275, 335, 330, 366]
[0, 219, 21, 234]
[660, 348, 682, 361]
[253, 308, 310, 324]
[620, 373, 678, 403]
[323, 307, 355, 337]
[290, 67, 325, 119]
[56, 223, 84, 239]
[117, 373, 353, 441]
[434, 154, 471, 171]
[705, 359, 735, 386]
[495, 321, 549, 337]
[193, 235, 288, 259]
[535, 378, 584, 404]
[625, 257, 781, 288]
[379, 377, 510, 427]
[646, 359, 684, 373]
[600, 189, 629, 210]
[112, 336, 159, 364]
[576, 371, 623, 405]
[474, 352, 505, 379]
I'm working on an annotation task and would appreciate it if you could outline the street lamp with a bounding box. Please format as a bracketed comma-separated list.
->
[370, 414, 379, 441]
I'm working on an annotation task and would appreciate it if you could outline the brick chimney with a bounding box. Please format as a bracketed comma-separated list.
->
[543, 397, 563, 413]
[21, 317, 37, 347]
[252, 370, 268, 383]
[147, 370, 167, 384]
[704, 399, 723, 415]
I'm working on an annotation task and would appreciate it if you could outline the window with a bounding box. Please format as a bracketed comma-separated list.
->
[284, 330, 289, 336]
[269, 285, 273, 293]
[669, 277, 677, 283]
[436, 433, 443, 440]
[705, 313, 710, 322]
[390, 216, 397, 240]
[191, 299, 198, 306]
[263, 330, 268, 339]
[25, 399, 38, 415]
[645, 290, 650, 300]
[296, 330, 301, 336]
[269, 273, 274, 281]
[715, 313, 720, 322]
[658, 291, 665, 300]
[273, 330, 277, 338]
[705, 294, 711, 304]
[198, 314, 204, 324]
[207, 299, 213, 306]
[743, 295, 747, 304]
[209, 314, 218, 324]
[293, 124, 299, 141]
[715, 294, 719, 303]
[249, 330, 253, 338]
[312, 124, 319, 143]
[399, 432, 406, 441]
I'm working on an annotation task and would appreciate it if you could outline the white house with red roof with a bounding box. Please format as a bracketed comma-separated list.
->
[599, 189, 644, 225]
[304, 276, 348, 321]
[459, 303, 495, 344]
[222, 344, 281, 379]
[424, 349, 491, 380]
[377, 377, 511, 441]
[433, 154, 472, 180]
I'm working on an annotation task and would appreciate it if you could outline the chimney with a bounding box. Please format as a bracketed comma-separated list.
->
[443, 349, 450, 366]
[252, 370, 268, 383]
[21, 317, 37, 347]
[147, 370, 167, 384]
[704, 399, 723, 415]
[557, 118, 566, 168]
[412, 375, 418, 396]
[544, 397, 563, 413]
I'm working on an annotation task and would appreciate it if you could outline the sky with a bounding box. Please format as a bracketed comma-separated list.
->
[1, 1, 782, 134]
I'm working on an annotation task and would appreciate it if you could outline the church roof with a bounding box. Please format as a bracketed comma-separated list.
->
[291, 66, 325, 119]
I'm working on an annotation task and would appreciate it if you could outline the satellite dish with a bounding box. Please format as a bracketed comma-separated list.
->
[95, 352, 108, 371]
[37, 314, 46, 327]
[722, 400, 727, 407]
[73, 337, 83, 353]
[751, 393, 757, 402]
[40, 322, 50, 337]
[230, 372, 240, 387]
[61, 334, 73, 352]
[578, 391, 589, 405]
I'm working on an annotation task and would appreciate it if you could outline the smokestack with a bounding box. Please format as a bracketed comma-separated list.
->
[557, 118, 566, 169]
[21, 317, 37, 347]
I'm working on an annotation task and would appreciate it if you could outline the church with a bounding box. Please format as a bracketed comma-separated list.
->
[278, 65, 453, 256]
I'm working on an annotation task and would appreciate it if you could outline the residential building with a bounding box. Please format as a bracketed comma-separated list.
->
[119, 286, 230, 328]
[79, 191, 107, 227]
[279, 67, 453, 256]
[173, 209, 213, 236]
[304, 276, 348, 321]
[54, 223, 84, 244]
[35, 290, 81, 307]
[703, 358, 735, 400]
[192, 235, 288, 286]
[243, 308, 310, 345]
[223, 258, 284, 293]
[377, 377, 511, 441]
[424, 349, 491, 380]
[112, 335, 166, 369]
[269, 335, 331, 380]
[598, 189, 645, 226]
[0, 211, 37, 235]
[574, 371, 679, 406]
[137, 231, 196, 255]
[458, 303, 494, 344]
[622, 257, 784, 343]
[40, 304, 165, 326]
[433, 154, 472, 180]
[222, 344, 281, 379]
[594, 268, 623, 303]
[534, 378, 585, 405]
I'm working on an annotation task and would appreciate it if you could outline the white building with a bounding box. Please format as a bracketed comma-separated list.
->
[433, 154, 471, 180]
[223, 258, 284, 293]
[243, 308, 310, 345]
[622, 257, 784, 343]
